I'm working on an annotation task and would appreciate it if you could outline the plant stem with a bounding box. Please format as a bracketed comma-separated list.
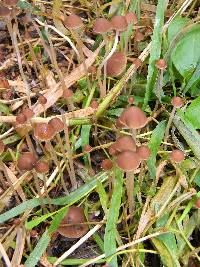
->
[126, 171, 135, 214]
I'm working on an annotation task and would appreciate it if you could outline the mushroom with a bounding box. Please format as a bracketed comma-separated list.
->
[58, 206, 88, 238]
[35, 160, 52, 210]
[109, 135, 136, 155]
[38, 95, 47, 117]
[101, 159, 113, 170]
[106, 51, 127, 77]
[170, 149, 185, 163]
[125, 12, 138, 25]
[155, 59, 167, 70]
[116, 150, 141, 213]
[163, 96, 183, 145]
[17, 152, 37, 171]
[137, 145, 151, 160]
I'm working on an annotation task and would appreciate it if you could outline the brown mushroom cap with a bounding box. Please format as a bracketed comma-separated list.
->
[119, 106, 148, 129]
[111, 15, 128, 32]
[35, 161, 49, 174]
[155, 59, 167, 70]
[17, 152, 37, 171]
[116, 151, 141, 171]
[4, 0, 18, 6]
[63, 88, 73, 99]
[90, 100, 99, 109]
[108, 145, 117, 156]
[0, 6, 11, 17]
[170, 149, 185, 163]
[38, 95, 47, 105]
[134, 30, 144, 42]
[23, 108, 34, 120]
[34, 123, 55, 141]
[102, 159, 113, 170]
[0, 140, 5, 154]
[49, 117, 64, 133]
[195, 198, 200, 208]
[83, 144, 92, 152]
[171, 96, 183, 108]
[114, 135, 136, 153]
[125, 12, 138, 25]
[63, 14, 83, 30]
[137, 145, 151, 160]
[16, 113, 27, 124]
[106, 52, 127, 77]
[93, 18, 112, 34]
[58, 206, 88, 238]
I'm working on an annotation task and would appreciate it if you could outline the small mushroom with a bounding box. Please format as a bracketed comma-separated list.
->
[16, 113, 27, 124]
[101, 159, 113, 170]
[93, 18, 112, 35]
[106, 51, 127, 77]
[111, 15, 128, 32]
[125, 12, 138, 25]
[34, 123, 55, 142]
[170, 149, 185, 163]
[155, 59, 167, 70]
[17, 152, 37, 171]
[58, 206, 88, 238]
[137, 145, 151, 160]
[109, 135, 136, 155]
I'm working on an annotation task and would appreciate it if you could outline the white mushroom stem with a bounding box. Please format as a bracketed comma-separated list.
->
[126, 171, 135, 214]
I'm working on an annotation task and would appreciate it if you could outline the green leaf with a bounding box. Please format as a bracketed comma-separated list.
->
[48, 206, 68, 234]
[183, 61, 200, 94]
[81, 125, 91, 165]
[104, 168, 123, 267]
[168, 16, 190, 43]
[25, 231, 50, 267]
[143, 0, 166, 108]
[172, 25, 200, 77]
[173, 111, 200, 160]
[0, 172, 108, 223]
[184, 96, 200, 129]
[147, 121, 166, 178]
[0, 103, 11, 115]
[194, 170, 200, 187]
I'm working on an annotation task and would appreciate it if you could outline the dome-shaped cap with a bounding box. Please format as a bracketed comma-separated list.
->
[119, 106, 148, 129]
[171, 96, 183, 108]
[116, 151, 141, 171]
[155, 59, 167, 70]
[16, 113, 27, 124]
[170, 149, 185, 163]
[49, 117, 64, 133]
[0, 6, 11, 17]
[106, 52, 127, 77]
[64, 14, 83, 30]
[63, 88, 73, 99]
[93, 18, 112, 34]
[35, 161, 49, 174]
[58, 206, 88, 238]
[137, 145, 151, 160]
[134, 30, 144, 42]
[17, 152, 37, 171]
[23, 108, 34, 120]
[38, 95, 47, 105]
[34, 123, 55, 141]
[101, 159, 113, 170]
[114, 135, 136, 153]
[111, 15, 128, 32]
[125, 12, 138, 25]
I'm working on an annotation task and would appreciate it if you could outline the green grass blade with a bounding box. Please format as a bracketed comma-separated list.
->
[104, 168, 123, 267]
[143, 0, 166, 108]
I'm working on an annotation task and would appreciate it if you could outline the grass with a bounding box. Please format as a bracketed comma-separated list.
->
[0, 0, 200, 266]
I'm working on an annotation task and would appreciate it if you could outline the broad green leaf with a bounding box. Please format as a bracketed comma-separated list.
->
[183, 61, 200, 94]
[173, 111, 200, 160]
[104, 168, 123, 267]
[172, 25, 200, 77]
[194, 170, 200, 187]
[25, 231, 50, 267]
[184, 96, 200, 129]
[0, 172, 108, 223]
[147, 120, 166, 178]
[168, 16, 190, 43]
[143, 0, 166, 108]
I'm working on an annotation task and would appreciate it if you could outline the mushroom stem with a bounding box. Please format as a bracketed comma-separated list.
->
[62, 114, 77, 189]
[163, 106, 176, 148]
[47, 141, 69, 194]
[126, 171, 135, 214]
[32, 170, 45, 210]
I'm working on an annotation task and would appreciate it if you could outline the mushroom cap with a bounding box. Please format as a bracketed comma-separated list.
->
[132, 58, 142, 68]
[119, 106, 148, 129]
[34, 123, 55, 141]
[170, 149, 185, 163]
[58, 206, 88, 238]
[106, 52, 127, 77]
[93, 18, 112, 34]
[125, 12, 138, 25]
[0, 6, 11, 17]
[137, 145, 151, 160]
[116, 151, 141, 171]
[16, 113, 27, 124]
[35, 161, 49, 174]
[114, 135, 136, 153]
[195, 198, 200, 208]
[63, 14, 83, 30]
[111, 15, 128, 32]
[102, 159, 113, 170]
[0, 140, 5, 154]
[17, 152, 37, 171]
[63, 88, 73, 99]
[134, 30, 144, 42]
[38, 95, 47, 105]
[23, 108, 34, 120]
[49, 117, 64, 133]
[90, 100, 99, 109]
[108, 145, 117, 156]
[155, 59, 167, 70]
[171, 96, 183, 108]
[83, 144, 92, 152]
